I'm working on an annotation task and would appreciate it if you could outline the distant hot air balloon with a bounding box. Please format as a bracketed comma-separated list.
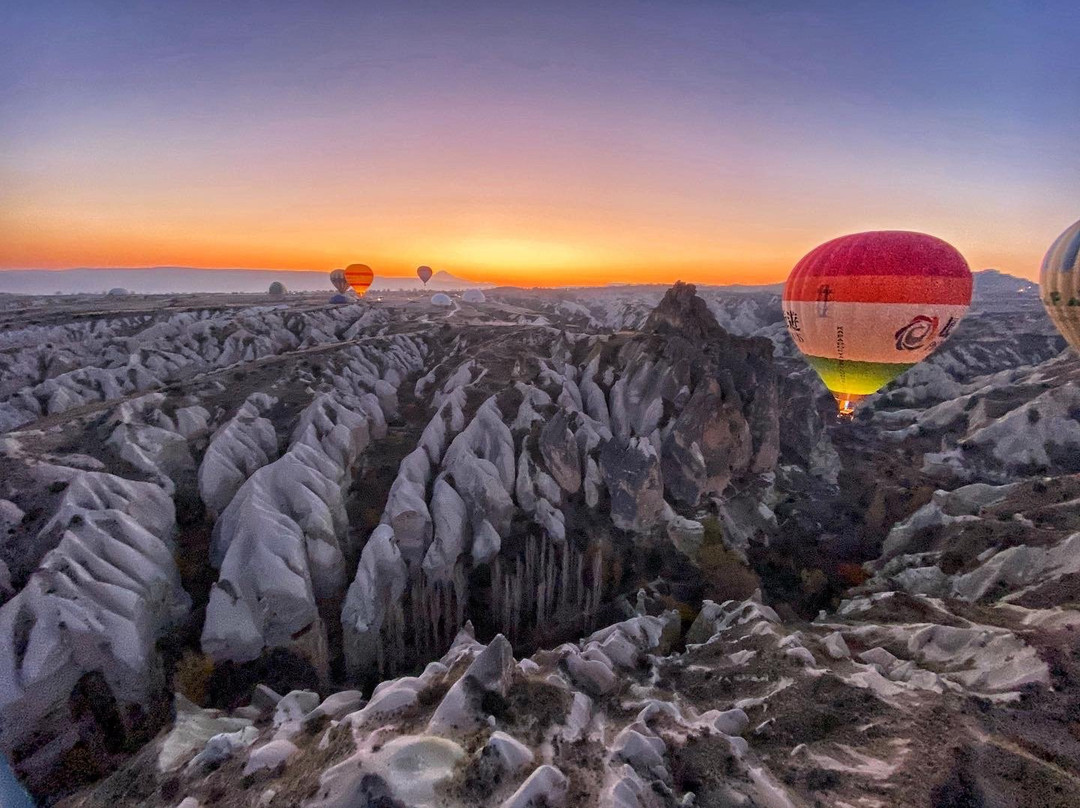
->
[1040, 218, 1080, 354]
[330, 268, 349, 293]
[417, 265, 433, 286]
[344, 263, 374, 296]
[268, 281, 286, 297]
[783, 231, 972, 416]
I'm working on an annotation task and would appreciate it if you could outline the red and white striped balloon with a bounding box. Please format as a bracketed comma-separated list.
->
[783, 231, 972, 414]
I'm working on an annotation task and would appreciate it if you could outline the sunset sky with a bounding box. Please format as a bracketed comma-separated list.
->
[1, 1, 1077, 286]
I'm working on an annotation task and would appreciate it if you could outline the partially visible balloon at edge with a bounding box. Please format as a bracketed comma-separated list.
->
[344, 263, 374, 296]
[330, 268, 349, 293]
[783, 230, 972, 416]
[1040, 217, 1080, 354]
[417, 265, 433, 285]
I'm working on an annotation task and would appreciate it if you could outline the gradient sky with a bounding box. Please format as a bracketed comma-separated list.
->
[1, 1, 1077, 286]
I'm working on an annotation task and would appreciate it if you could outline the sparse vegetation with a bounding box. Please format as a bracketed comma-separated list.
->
[836, 562, 870, 588]
[696, 517, 761, 602]
[174, 650, 215, 706]
[502, 677, 572, 746]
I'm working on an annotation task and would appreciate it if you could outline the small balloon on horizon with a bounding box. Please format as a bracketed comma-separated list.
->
[330, 268, 349, 293]
[344, 263, 374, 296]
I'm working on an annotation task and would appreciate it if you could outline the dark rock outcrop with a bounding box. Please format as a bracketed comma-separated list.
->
[599, 436, 666, 531]
[622, 281, 781, 508]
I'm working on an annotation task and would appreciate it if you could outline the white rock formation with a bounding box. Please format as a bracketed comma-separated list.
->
[159, 696, 254, 772]
[198, 393, 278, 516]
[0, 469, 188, 762]
[199, 340, 429, 670]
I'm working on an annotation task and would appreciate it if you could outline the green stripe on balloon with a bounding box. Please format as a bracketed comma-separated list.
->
[803, 355, 916, 396]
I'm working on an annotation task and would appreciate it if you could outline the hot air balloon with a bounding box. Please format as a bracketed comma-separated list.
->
[344, 263, 374, 297]
[417, 265, 433, 286]
[268, 281, 286, 297]
[330, 268, 349, 294]
[1040, 218, 1080, 353]
[783, 231, 972, 416]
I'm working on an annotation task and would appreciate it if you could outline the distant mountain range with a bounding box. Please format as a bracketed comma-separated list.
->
[693, 270, 1038, 302]
[0, 267, 487, 295]
[593, 269, 1038, 303]
[972, 268, 1039, 296]
[970, 268, 1041, 311]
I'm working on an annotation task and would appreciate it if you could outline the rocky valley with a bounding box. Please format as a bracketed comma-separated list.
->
[1, 277, 1078, 808]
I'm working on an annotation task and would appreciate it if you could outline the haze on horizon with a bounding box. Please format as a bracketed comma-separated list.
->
[1, 1, 1077, 287]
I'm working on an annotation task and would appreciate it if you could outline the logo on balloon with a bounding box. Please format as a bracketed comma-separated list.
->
[816, 284, 832, 316]
[894, 315, 939, 351]
[784, 309, 804, 342]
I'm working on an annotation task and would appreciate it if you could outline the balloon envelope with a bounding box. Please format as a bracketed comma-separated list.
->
[330, 268, 349, 293]
[344, 264, 374, 296]
[417, 265, 433, 285]
[1040, 218, 1080, 354]
[268, 281, 286, 296]
[783, 231, 972, 415]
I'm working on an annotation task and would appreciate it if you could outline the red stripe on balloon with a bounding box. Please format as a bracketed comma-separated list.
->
[783, 273, 972, 304]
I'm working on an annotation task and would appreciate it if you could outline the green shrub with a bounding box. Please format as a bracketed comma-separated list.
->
[174, 650, 215, 706]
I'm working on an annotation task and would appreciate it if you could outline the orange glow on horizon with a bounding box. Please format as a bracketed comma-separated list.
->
[0, 208, 1053, 287]
[0, 198, 810, 286]
[1, 99, 1064, 287]
[1, 107, 1063, 288]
